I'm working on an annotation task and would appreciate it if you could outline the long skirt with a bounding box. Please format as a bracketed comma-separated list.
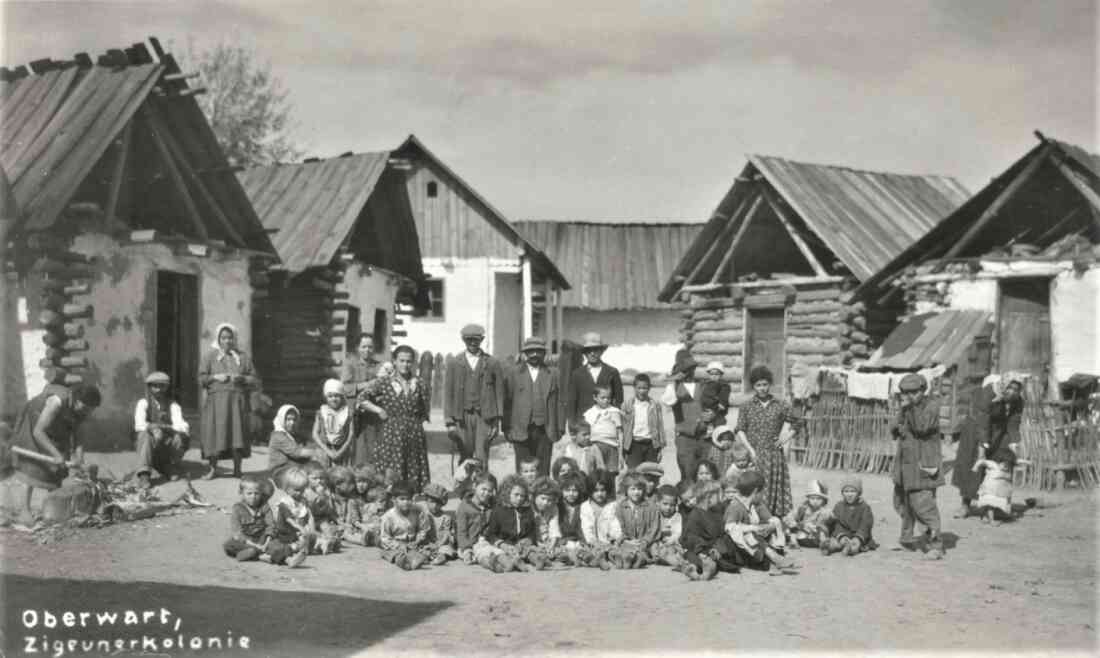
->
[201, 388, 251, 459]
[952, 417, 983, 500]
[756, 445, 793, 518]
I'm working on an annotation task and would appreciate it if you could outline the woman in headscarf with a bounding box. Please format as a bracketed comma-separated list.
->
[364, 345, 431, 489]
[952, 378, 1024, 518]
[199, 323, 257, 479]
[267, 404, 318, 487]
[734, 365, 802, 517]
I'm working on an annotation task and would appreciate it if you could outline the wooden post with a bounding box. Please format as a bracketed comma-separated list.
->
[104, 122, 131, 224]
[682, 193, 755, 290]
[522, 256, 533, 340]
[543, 279, 553, 347]
[555, 288, 565, 354]
[711, 195, 764, 283]
[761, 187, 828, 277]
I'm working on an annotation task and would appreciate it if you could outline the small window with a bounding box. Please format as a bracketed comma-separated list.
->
[426, 181, 438, 198]
[425, 278, 444, 319]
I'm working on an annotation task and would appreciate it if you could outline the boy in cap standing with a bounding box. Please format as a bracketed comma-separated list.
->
[503, 337, 560, 476]
[444, 324, 503, 465]
[134, 371, 190, 481]
[891, 373, 946, 559]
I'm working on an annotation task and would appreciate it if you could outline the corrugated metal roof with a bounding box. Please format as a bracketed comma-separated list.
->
[749, 154, 971, 281]
[0, 45, 276, 255]
[238, 152, 394, 272]
[867, 310, 992, 370]
[515, 220, 703, 309]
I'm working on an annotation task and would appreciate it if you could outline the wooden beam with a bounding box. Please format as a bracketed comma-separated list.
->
[943, 144, 1052, 259]
[104, 121, 132, 224]
[1051, 158, 1100, 230]
[522, 256, 533, 340]
[710, 194, 764, 283]
[544, 279, 554, 345]
[760, 187, 828, 277]
[554, 288, 564, 354]
[143, 113, 209, 241]
[683, 193, 757, 289]
[144, 104, 246, 246]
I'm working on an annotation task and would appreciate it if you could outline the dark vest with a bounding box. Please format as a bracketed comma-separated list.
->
[462, 358, 482, 411]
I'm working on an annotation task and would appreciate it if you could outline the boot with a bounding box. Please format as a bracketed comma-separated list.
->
[699, 555, 718, 581]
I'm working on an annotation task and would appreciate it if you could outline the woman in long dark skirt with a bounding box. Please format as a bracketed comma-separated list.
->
[952, 379, 1023, 517]
[364, 345, 431, 490]
[199, 323, 257, 479]
[734, 365, 801, 518]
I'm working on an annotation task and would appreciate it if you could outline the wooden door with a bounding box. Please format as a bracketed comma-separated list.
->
[998, 278, 1051, 377]
[744, 308, 786, 396]
[155, 271, 200, 411]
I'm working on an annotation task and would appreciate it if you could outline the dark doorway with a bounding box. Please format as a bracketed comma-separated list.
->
[744, 308, 786, 396]
[345, 306, 362, 353]
[998, 278, 1051, 378]
[372, 308, 388, 353]
[155, 271, 200, 410]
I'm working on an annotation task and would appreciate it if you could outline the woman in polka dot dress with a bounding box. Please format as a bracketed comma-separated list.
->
[364, 345, 431, 490]
[734, 365, 802, 517]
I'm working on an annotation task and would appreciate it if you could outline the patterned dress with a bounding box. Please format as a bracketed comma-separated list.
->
[735, 395, 801, 517]
[365, 376, 431, 490]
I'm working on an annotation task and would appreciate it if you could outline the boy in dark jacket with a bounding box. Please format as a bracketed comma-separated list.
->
[476, 476, 538, 572]
[824, 476, 875, 556]
[455, 474, 497, 563]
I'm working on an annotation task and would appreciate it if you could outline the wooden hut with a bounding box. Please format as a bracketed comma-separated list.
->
[237, 152, 426, 418]
[514, 219, 704, 375]
[391, 136, 570, 358]
[0, 39, 278, 449]
[658, 154, 969, 397]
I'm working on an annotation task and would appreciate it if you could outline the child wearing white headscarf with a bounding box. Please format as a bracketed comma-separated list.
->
[268, 405, 317, 487]
[313, 379, 354, 466]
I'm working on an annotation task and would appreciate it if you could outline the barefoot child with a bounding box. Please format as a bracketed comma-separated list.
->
[723, 471, 798, 575]
[530, 477, 562, 569]
[305, 464, 341, 554]
[650, 485, 685, 568]
[421, 483, 457, 565]
[379, 480, 431, 570]
[824, 477, 876, 555]
[223, 477, 300, 566]
[557, 471, 590, 565]
[271, 468, 314, 565]
[329, 466, 366, 545]
[784, 480, 832, 549]
[312, 379, 354, 466]
[611, 472, 661, 569]
[475, 477, 539, 573]
[679, 482, 740, 581]
[456, 474, 496, 563]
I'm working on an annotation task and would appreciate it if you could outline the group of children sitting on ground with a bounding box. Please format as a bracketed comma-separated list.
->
[225, 419, 879, 581]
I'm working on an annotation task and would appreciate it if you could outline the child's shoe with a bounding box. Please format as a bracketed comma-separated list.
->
[235, 547, 260, 562]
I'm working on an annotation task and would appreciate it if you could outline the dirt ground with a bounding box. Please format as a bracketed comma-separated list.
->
[2, 421, 1097, 656]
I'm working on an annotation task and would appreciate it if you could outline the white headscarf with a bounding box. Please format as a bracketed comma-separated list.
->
[211, 322, 240, 361]
[323, 378, 343, 397]
[273, 404, 300, 435]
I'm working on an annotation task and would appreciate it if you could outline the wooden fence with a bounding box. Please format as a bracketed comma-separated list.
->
[1016, 377, 1100, 489]
[791, 391, 897, 474]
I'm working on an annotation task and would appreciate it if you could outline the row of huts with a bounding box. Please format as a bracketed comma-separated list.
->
[2, 39, 1097, 480]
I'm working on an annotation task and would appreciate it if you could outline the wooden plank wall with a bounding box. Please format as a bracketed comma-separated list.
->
[405, 161, 517, 260]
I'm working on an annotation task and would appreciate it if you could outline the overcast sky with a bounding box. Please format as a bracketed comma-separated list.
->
[2, 1, 1096, 221]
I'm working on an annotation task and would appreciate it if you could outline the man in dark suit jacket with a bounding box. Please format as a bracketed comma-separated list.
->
[503, 336, 559, 476]
[444, 324, 503, 465]
[566, 332, 623, 429]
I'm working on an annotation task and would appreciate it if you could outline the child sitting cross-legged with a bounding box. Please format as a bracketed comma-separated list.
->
[530, 477, 563, 569]
[580, 469, 619, 570]
[608, 471, 660, 569]
[678, 481, 740, 581]
[723, 471, 799, 575]
[556, 471, 590, 566]
[972, 448, 1017, 526]
[823, 477, 876, 556]
[328, 466, 367, 546]
[783, 479, 832, 549]
[378, 480, 431, 571]
[474, 476, 539, 573]
[270, 468, 315, 566]
[456, 474, 497, 564]
[223, 476, 305, 567]
[420, 483, 457, 565]
[306, 464, 341, 554]
[359, 484, 389, 547]
[649, 484, 685, 569]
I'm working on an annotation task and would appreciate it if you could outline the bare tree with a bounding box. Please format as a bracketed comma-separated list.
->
[180, 40, 303, 167]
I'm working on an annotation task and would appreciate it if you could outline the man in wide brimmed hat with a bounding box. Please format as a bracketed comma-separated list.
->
[891, 373, 947, 560]
[134, 371, 191, 481]
[566, 331, 624, 429]
[444, 323, 503, 465]
[502, 336, 559, 476]
[661, 349, 707, 483]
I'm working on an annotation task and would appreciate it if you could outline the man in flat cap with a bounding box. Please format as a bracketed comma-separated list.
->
[444, 324, 503, 465]
[503, 336, 560, 476]
[134, 371, 190, 481]
[891, 373, 946, 559]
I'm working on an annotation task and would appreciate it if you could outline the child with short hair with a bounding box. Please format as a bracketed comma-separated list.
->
[783, 479, 832, 549]
[379, 480, 431, 570]
[530, 477, 562, 569]
[677, 479, 697, 519]
[224, 477, 303, 567]
[551, 456, 581, 482]
[562, 420, 606, 475]
[456, 474, 497, 564]
[650, 485, 685, 568]
[312, 378, 354, 466]
[518, 457, 541, 487]
[723, 472, 798, 575]
[611, 472, 661, 569]
[329, 466, 367, 546]
[271, 468, 315, 564]
[306, 464, 341, 554]
[722, 435, 759, 484]
[583, 385, 624, 472]
[679, 481, 740, 581]
[825, 477, 876, 556]
[710, 426, 754, 481]
[360, 485, 389, 547]
[420, 483, 457, 565]
[972, 448, 1016, 525]
[476, 478, 539, 573]
[622, 374, 664, 469]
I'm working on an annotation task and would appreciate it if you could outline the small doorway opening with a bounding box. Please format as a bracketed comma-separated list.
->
[345, 306, 362, 353]
[997, 278, 1051, 378]
[744, 307, 786, 397]
[155, 271, 200, 410]
[372, 308, 388, 353]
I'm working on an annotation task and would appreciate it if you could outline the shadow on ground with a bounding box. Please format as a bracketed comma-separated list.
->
[2, 574, 452, 657]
